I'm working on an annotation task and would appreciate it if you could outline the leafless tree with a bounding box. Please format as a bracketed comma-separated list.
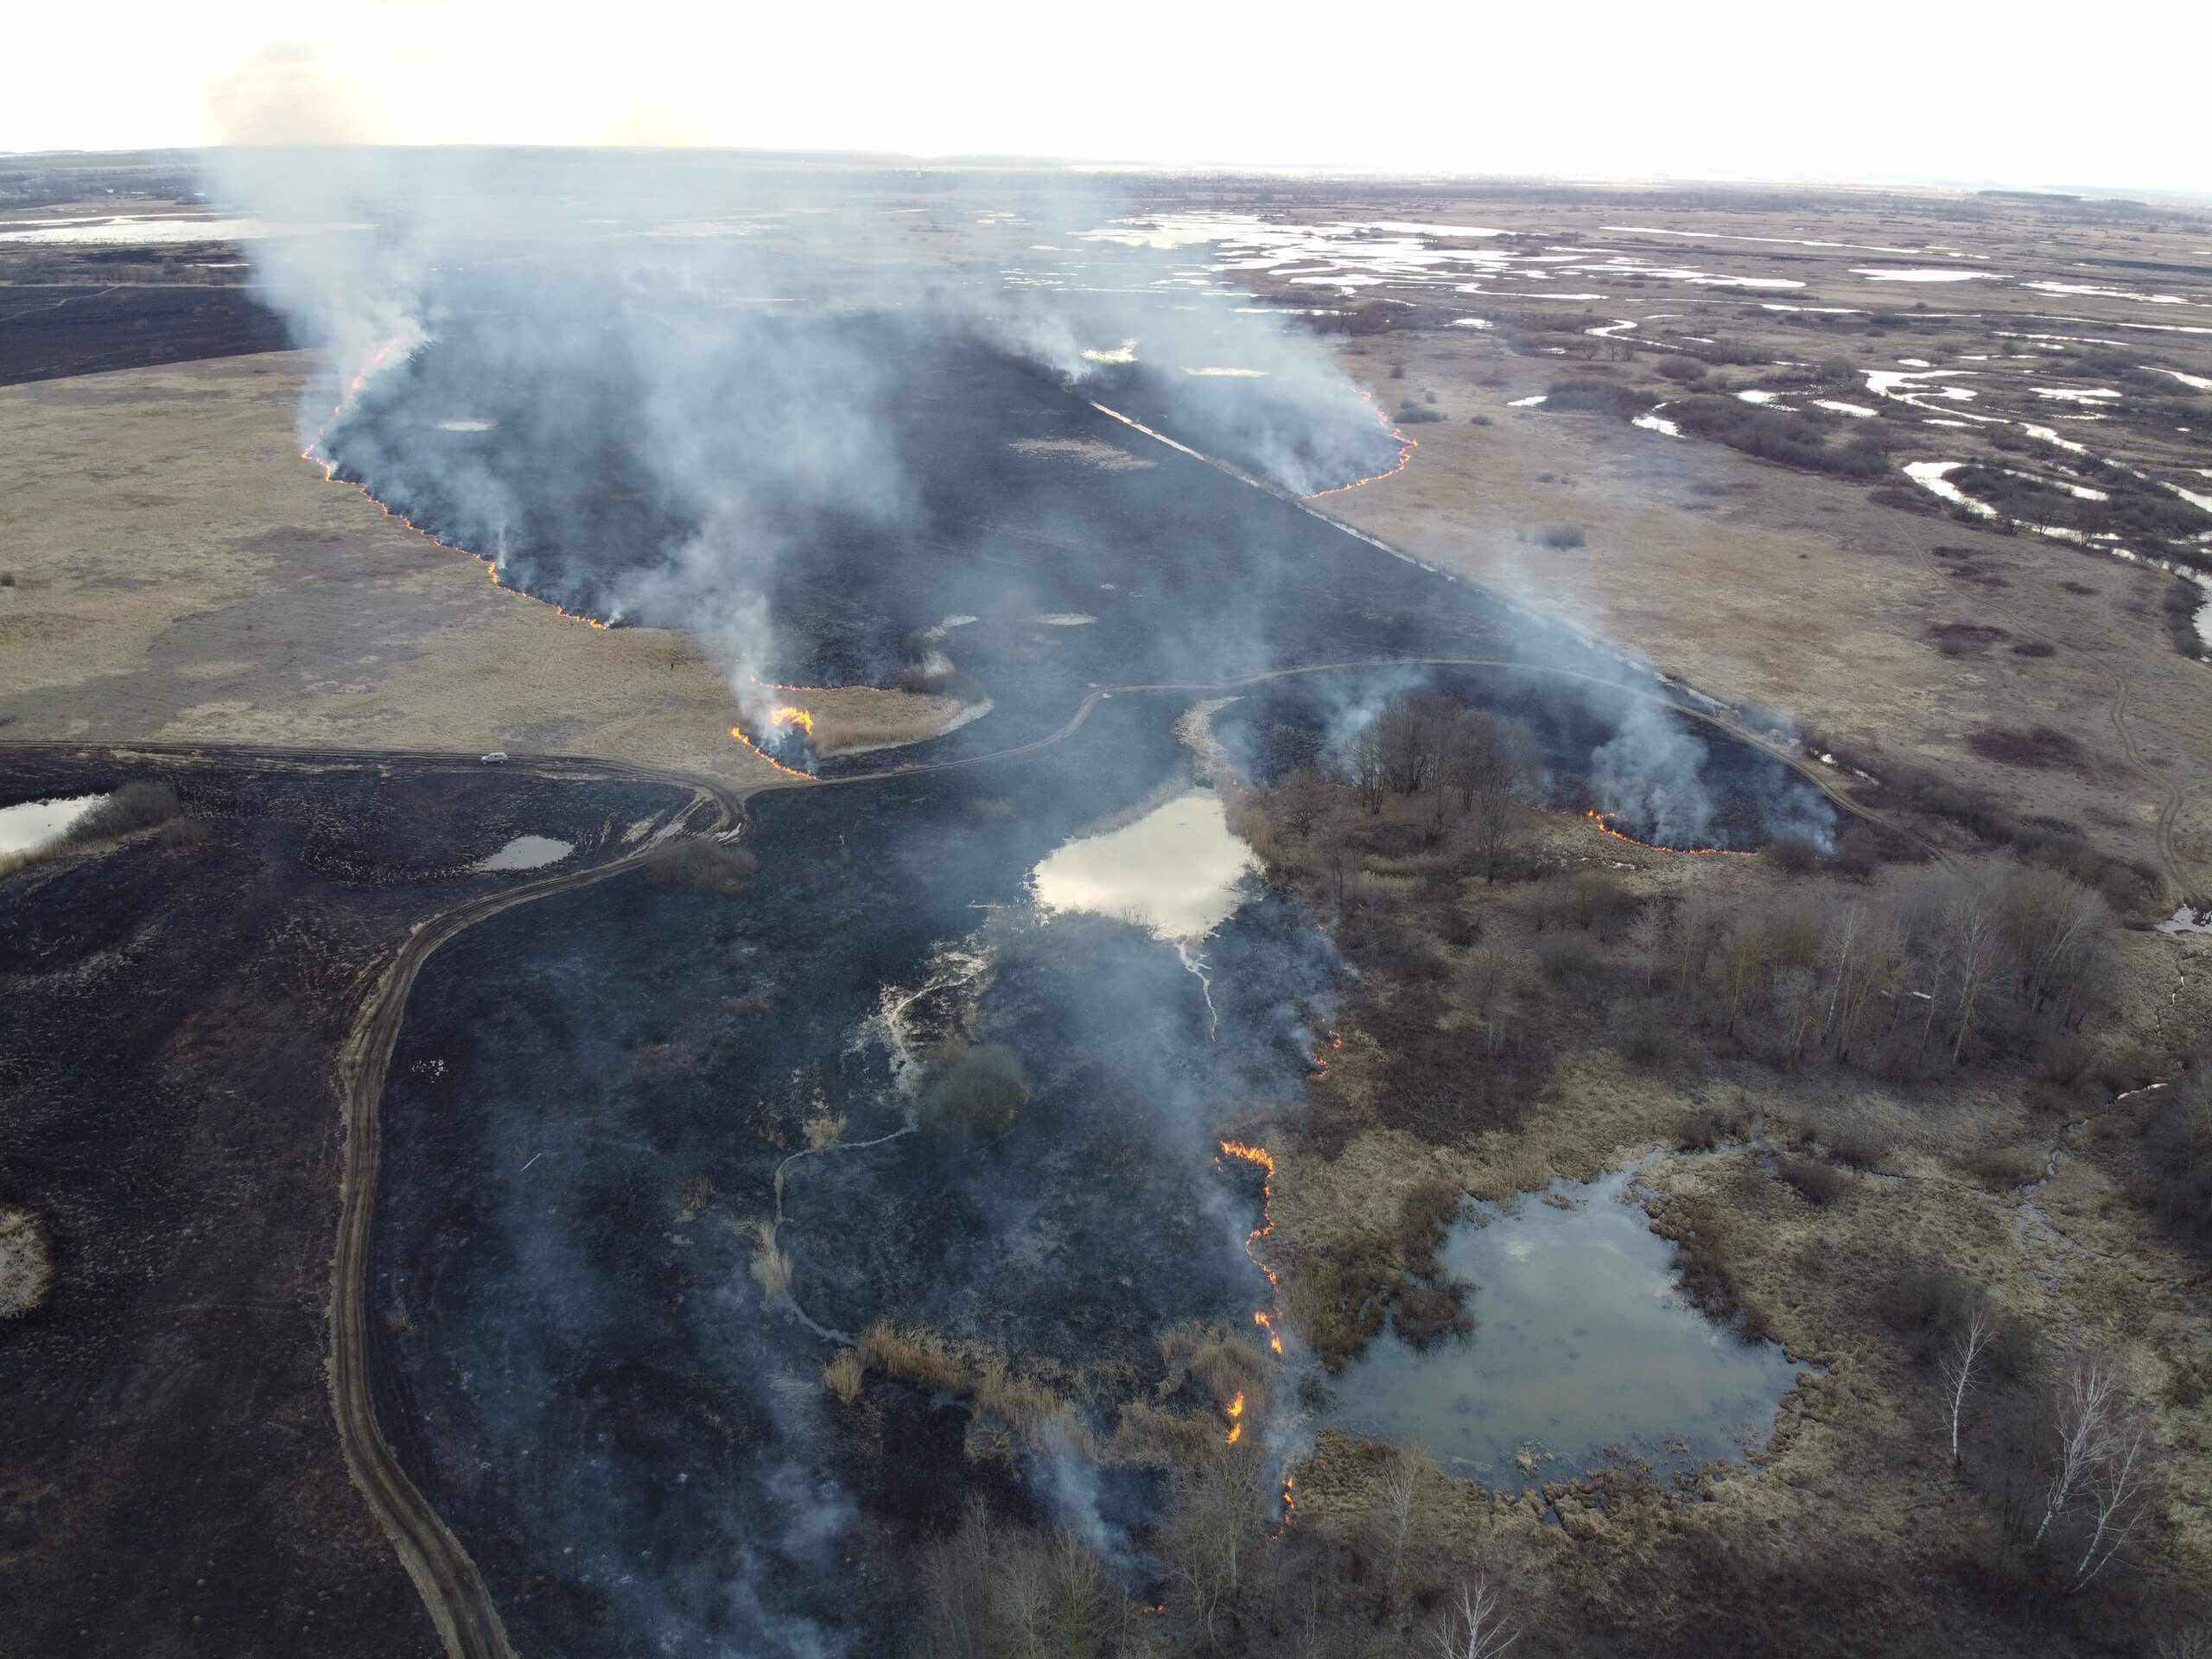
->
[2034, 1357, 2158, 1589]
[1430, 1572, 1519, 1659]
[1827, 906, 1904, 1064]
[1350, 726, 1386, 815]
[2158, 1624, 2212, 1659]
[1160, 1445, 1274, 1641]
[1376, 696, 1442, 796]
[2070, 1402, 2155, 1591]
[1944, 878, 2005, 1065]
[2001, 863, 2111, 1027]
[1769, 964, 1825, 1067]
[1624, 902, 1671, 995]
[1937, 1305, 1993, 1466]
[1274, 765, 1331, 839]
[1719, 916, 1768, 1035]
[1451, 711, 1542, 882]
[1381, 1448, 1420, 1601]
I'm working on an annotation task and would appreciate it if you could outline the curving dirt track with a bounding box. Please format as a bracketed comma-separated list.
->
[321, 760, 739, 1659]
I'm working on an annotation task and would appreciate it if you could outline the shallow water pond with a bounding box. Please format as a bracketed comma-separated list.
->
[0, 794, 106, 857]
[1029, 790, 1255, 940]
[469, 834, 572, 872]
[1323, 1168, 1803, 1486]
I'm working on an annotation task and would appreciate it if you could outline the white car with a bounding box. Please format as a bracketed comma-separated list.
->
[480, 751, 509, 764]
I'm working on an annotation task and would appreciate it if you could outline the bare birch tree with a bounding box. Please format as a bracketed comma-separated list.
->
[1431, 1572, 1519, 1659]
[1937, 1305, 1993, 1467]
[2033, 1356, 2157, 1589]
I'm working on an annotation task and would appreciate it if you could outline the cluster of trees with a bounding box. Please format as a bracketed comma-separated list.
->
[1904, 1262, 2165, 1598]
[917, 1443, 1524, 1659]
[1596, 856, 2114, 1074]
[1270, 694, 1543, 883]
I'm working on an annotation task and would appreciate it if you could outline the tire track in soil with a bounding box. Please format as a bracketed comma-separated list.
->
[327, 767, 734, 1659]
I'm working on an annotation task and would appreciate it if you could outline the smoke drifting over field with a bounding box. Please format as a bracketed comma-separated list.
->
[206, 149, 1399, 723]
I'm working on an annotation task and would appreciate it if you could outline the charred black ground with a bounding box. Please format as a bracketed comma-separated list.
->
[0, 747, 694, 1659]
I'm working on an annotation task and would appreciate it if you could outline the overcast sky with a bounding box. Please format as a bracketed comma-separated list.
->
[7, 1, 2207, 196]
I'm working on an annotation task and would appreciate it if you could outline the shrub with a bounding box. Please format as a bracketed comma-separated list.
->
[1764, 834, 1821, 875]
[1618, 1005, 1682, 1071]
[1822, 1123, 1886, 1172]
[1535, 931, 1602, 985]
[643, 837, 757, 894]
[920, 1040, 1030, 1134]
[2139, 1070, 2212, 1257]
[1966, 726, 2090, 773]
[1545, 378, 1649, 418]
[1535, 524, 1586, 550]
[1395, 402, 1446, 425]
[1964, 1145, 2044, 1191]
[1778, 1156, 1847, 1205]
[64, 781, 180, 844]
[2010, 640, 2056, 658]
[1669, 396, 1896, 479]
[1928, 620, 2009, 656]
[1656, 356, 1709, 384]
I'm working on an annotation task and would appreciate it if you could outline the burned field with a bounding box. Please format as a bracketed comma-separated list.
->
[344, 327, 1849, 1651]
[0, 746, 706, 1659]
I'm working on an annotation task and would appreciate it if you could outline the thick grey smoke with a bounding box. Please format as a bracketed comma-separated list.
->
[202, 149, 1397, 721]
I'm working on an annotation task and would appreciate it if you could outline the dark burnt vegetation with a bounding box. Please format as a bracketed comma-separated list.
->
[641, 836, 758, 893]
[918, 1039, 1033, 1135]
[1966, 726, 2093, 773]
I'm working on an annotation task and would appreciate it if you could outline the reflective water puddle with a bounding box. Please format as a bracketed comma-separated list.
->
[1029, 791, 1256, 942]
[0, 794, 107, 857]
[1324, 1167, 1804, 1486]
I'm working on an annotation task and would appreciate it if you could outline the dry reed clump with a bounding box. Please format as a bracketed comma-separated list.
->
[859, 1319, 968, 1396]
[65, 781, 181, 844]
[973, 1356, 1089, 1450]
[1466, 1146, 1553, 1203]
[1155, 1321, 1273, 1415]
[821, 1347, 864, 1405]
[0, 1210, 54, 1319]
[747, 1224, 793, 1300]
[857, 1321, 1103, 1458]
[804, 1112, 848, 1151]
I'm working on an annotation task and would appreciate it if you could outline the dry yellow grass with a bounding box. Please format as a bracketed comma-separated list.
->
[820, 1347, 864, 1405]
[0, 1210, 54, 1319]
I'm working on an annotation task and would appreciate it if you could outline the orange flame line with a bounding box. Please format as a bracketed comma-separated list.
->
[1583, 808, 1754, 857]
[301, 342, 614, 634]
[1306, 389, 1418, 499]
[1219, 1141, 1286, 1354]
[728, 725, 814, 779]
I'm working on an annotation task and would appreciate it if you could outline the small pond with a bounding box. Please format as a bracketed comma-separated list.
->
[1029, 790, 1256, 941]
[469, 835, 573, 873]
[0, 794, 107, 858]
[1323, 1167, 1803, 1487]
